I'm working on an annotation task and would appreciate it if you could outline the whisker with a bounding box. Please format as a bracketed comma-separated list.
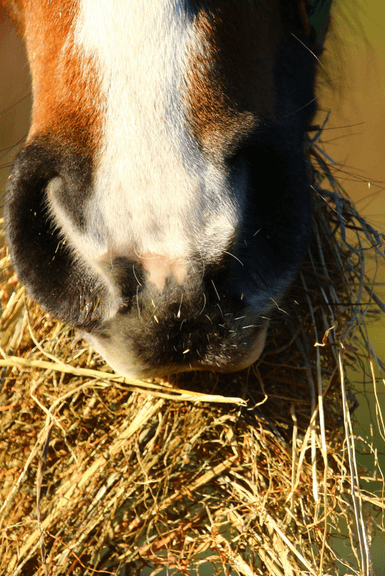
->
[195, 293, 206, 318]
[284, 90, 328, 119]
[223, 250, 244, 266]
[177, 293, 183, 319]
[211, 280, 220, 301]
[0, 134, 28, 158]
[270, 298, 289, 315]
[0, 94, 31, 116]
[290, 32, 326, 71]
[135, 286, 141, 320]
[132, 263, 142, 287]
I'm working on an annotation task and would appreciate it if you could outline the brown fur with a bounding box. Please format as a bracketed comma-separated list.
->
[185, 1, 284, 161]
[3, 0, 103, 157]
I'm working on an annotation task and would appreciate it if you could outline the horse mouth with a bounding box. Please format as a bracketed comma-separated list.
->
[82, 309, 269, 380]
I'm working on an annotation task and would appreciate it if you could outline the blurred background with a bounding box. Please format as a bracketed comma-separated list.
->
[0, 4, 30, 202]
[0, 1, 384, 573]
[319, 2, 385, 571]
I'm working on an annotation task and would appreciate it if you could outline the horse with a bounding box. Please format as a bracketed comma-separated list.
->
[2, 0, 332, 379]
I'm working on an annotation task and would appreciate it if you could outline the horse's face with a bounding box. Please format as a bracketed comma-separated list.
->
[4, 0, 327, 377]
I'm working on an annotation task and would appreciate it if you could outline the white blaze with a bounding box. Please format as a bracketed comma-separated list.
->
[70, 0, 240, 275]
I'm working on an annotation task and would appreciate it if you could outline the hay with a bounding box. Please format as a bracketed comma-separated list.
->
[0, 136, 384, 576]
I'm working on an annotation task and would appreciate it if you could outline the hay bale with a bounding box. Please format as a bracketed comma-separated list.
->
[0, 140, 384, 576]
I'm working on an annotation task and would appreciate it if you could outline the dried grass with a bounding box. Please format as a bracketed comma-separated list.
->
[0, 136, 384, 576]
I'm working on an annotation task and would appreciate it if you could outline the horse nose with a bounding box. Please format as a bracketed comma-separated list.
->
[102, 253, 187, 293]
[140, 253, 187, 291]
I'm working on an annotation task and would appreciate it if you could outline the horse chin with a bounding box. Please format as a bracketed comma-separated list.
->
[81, 323, 268, 381]
[219, 323, 268, 373]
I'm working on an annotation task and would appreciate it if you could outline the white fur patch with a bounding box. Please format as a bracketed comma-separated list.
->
[66, 0, 241, 287]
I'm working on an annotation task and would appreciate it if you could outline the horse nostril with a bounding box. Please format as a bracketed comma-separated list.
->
[5, 144, 59, 271]
[4, 141, 105, 330]
[100, 256, 147, 307]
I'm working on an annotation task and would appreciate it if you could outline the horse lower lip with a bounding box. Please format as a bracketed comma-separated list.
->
[236, 323, 268, 368]
[82, 319, 269, 379]
[213, 322, 269, 373]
